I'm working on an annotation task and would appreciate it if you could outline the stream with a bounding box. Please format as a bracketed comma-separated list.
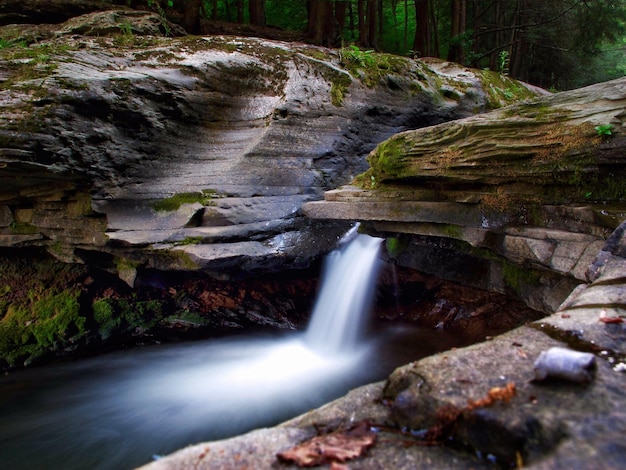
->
[0, 235, 463, 469]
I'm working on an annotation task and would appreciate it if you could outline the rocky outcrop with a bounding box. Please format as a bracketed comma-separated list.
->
[0, 0, 120, 26]
[138, 222, 626, 469]
[0, 10, 542, 282]
[304, 78, 626, 312]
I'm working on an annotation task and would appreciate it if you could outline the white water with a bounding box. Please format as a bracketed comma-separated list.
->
[306, 234, 383, 354]
[0, 234, 459, 470]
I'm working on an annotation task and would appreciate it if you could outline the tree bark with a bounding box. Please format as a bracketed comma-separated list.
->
[335, 1, 348, 45]
[306, 0, 334, 46]
[367, 0, 378, 49]
[183, 0, 202, 34]
[447, 0, 467, 63]
[357, 0, 368, 47]
[413, 0, 430, 57]
[249, 0, 266, 26]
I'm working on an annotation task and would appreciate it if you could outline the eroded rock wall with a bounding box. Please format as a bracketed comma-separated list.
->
[0, 10, 542, 280]
[304, 78, 626, 312]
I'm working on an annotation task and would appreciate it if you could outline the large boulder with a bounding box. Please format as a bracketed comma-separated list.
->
[0, 10, 541, 281]
[304, 78, 626, 311]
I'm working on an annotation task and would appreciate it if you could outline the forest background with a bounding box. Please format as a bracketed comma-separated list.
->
[128, 0, 626, 91]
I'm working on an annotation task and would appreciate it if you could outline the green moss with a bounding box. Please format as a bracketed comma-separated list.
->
[0, 43, 68, 90]
[339, 45, 410, 87]
[475, 69, 537, 108]
[92, 298, 120, 340]
[92, 295, 164, 338]
[441, 224, 463, 238]
[8, 222, 39, 235]
[119, 297, 163, 329]
[367, 135, 412, 181]
[330, 80, 348, 106]
[0, 289, 85, 367]
[385, 236, 410, 259]
[503, 261, 541, 294]
[153, 189, 217, 212]
[114, 257, 141, 272]
[177, 236, 204, 246]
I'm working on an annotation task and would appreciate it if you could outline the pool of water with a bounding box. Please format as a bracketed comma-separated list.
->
[0, 325, 459, 470]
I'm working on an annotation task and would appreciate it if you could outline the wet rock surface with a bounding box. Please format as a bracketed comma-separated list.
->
[0, 7, 624, 469]
[304, 78, 626, 312]
[0, 9, 540, 278]
[140, 224, 626, 470]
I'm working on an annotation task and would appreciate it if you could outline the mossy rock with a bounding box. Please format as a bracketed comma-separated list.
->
[0, 289, 85, 367]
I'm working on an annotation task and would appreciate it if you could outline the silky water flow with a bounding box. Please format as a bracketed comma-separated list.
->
[0, 233, 460, 469]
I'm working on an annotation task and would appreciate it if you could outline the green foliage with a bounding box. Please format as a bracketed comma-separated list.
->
[498, 50, 509, 76]
[0, 289, 85, 367]
[92, 298, 119, 340]
[92, 295, 164, 339]
[341, 45, 377, 69]
[153, 189, 217, 212]
[164, 310, 208, 326]
[595, 124, 614, 136]
[338, 45, 403, 87]
[8, 222, 39, 235]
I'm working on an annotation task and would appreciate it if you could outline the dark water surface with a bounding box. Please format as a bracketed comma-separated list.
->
[0, 326, 459, 470]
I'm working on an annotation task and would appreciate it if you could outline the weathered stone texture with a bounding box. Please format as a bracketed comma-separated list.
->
[304, 78, 626, 311]
[0, 11, 540, 276]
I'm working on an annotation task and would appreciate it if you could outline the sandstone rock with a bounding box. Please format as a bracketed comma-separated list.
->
[0, 205, 13, 227]
[57, 10, 187, 37]
[0, 0, 118, 26]
[0, 17, 538, 274]
[304, 78, 626, 311]
[139, 221, 625, 466]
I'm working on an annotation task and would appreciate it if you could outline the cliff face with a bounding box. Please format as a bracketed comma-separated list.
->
[304, 78, 626, 312]
[0, 10, 542, 283]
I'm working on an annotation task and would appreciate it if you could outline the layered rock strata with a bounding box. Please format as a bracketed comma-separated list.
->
[139, 221, 626, 470]
[304, 77, 626, 311]
[0, 10, 541, 281]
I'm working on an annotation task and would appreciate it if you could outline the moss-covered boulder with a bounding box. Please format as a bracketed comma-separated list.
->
[303, 78, 626, 311]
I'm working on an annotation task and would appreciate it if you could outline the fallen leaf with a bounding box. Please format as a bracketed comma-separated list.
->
[277, 422, 376, 467]
[599, 316, 624, 324]
[467, 382, 516, 409]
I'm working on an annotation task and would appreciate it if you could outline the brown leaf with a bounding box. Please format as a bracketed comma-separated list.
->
[599, 316, 624, 324]
[277, 422, 376, 467]
[467, 382, 516, 410]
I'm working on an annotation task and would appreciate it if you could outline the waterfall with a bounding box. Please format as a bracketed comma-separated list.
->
[305, 234, 383, 354]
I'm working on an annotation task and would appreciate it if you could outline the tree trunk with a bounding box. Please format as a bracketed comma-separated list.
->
[183, 0, 202, 34]
[357, 0, 368, 47]
[508, 0, 527, 80]
[306, 0, 334, 46]
[447, 0, 467, 63]
[413, 0, 430, 57]
[335, 1, 348, 45]
[249, 0, 266, 26]
[368, 0, 378, 49]
[236, 0, 244, 24]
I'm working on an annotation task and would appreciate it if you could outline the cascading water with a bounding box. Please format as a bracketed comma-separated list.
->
[0, 232, 460, 470]
[305, 234, 383, 354]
